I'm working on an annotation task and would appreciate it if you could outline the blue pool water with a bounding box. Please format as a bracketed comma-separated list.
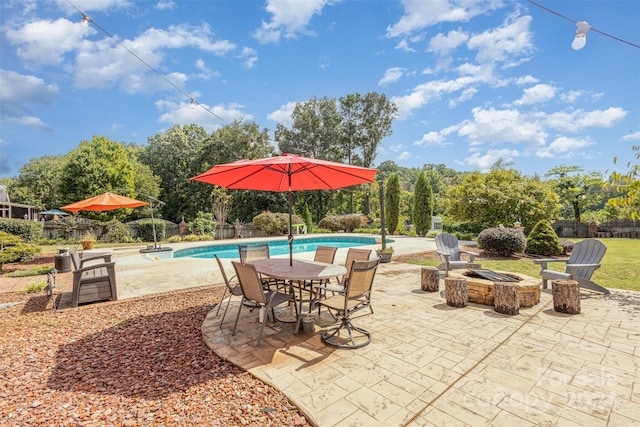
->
[173, 236, 392, 259]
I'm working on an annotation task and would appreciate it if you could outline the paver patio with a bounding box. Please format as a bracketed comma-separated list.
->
[202, 262, 640, 426]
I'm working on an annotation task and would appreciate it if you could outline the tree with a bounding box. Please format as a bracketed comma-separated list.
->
[413, 171, 432, 236]
[59, 136, 138, 220]
[384, 173, 401, 234]
[609, 145, 640, 219]
[9, 155, 66, 209]
[140, 124, 210, 222]
[447, 163, 559, 232]
[545, 165, 603, 223]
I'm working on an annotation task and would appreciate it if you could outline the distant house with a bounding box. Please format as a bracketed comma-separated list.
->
[0, 185, 41, 220]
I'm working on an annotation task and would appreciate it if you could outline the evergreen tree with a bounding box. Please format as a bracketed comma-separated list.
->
[385, 173, 401, 234]
[413, 171, 432, 236]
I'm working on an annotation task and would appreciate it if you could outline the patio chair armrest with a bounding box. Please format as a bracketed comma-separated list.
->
[460, 250, 478, 261]
[533, 258, 566, 270]
[79, 252, 112, 267]
[315, 284, 346, 295]
[73, 261, 116, 275]
[436, 251, 450, 260]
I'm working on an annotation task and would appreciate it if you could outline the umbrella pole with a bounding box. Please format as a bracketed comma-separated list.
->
[288, 190, 293, 266]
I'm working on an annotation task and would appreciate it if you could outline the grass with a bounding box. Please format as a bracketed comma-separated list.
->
[24, 280, 47, 293]
[410, 238, 640, 292]
[7, 266, 55, 278]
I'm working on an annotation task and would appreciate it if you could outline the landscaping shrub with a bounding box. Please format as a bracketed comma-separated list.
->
[98, 219, 133, 243]
[525, 220, 563, 256]
[189, 212, 217, 236]
[138, 220, 166, 242]
[0, 218, 43, 244]
[0, 231, 41, 272]
[253, 211, 304, 235]
[477, 227, 526, 256]
[302, 202, 314, 234]
[318, 214, 368, 232]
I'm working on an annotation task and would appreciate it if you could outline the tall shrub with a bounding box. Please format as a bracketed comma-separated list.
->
[413, 171, 432, 236]
[385, 173, 400, 234]
[525, 220, 563, 256]
[302, 202, 313, 233]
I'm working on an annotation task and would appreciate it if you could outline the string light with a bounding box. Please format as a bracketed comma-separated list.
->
[526, 0, 640, 50]
[65, 0, 230, 125]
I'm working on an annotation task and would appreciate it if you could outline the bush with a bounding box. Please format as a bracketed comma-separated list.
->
[477, 227, 526, 256]
[0, 218, 43, 244]
[318, 214, 368, 232]
[525, 220, 563, 256]
[252, 211, 304, 235]
[189, 212, 217, 235]
[98, 219, 133, 243]
[559, 238, 574, 255]
[0, 231, 41, 272]
[138, 220, 166, 242]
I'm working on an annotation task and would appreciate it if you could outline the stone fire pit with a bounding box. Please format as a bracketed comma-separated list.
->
[447, 269, 541, 307]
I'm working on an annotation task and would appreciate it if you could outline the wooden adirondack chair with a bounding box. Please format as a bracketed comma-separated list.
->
[534, 238, 608, 294]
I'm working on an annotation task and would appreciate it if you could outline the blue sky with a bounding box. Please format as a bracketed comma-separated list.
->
[1, 0, 639, 179]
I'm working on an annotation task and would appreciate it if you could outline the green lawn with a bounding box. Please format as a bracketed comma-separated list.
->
[409, 238, 640, 292]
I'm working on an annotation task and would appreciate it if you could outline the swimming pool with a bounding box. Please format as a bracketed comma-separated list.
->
[172, 236, 391, 259]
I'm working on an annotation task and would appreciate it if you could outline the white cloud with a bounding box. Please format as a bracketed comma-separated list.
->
[514, 83, 556, 105]
[74, 24, 236, 92]
[194, 59, 221, 80]
[622, 131, 640, 141]
[386, 0, 504, 38]
[0, 69, 58, 129]
[535, 136, 594, 158]
[398, 151, 412, 160]
[428, 30, 468, 56]
[55, 0, 132, 13]
[156, 99, 249, 132]
[514, 75, 538, 85]
[560, 90, 583, 104]
[252, 0, 333, 44]
[155, 0, 175, 10]
[464, 148, 520, 171]
[378, 67, 405, 86]
[467, 14, 533, 65]
[457, 107, 547, 146]
[414, 131, 444, 147]
[239, 47, 258, 69]
[6, 18, 87, 66]
[389, 143, 406, 152]
[267, 101, 298, 126]
[545, 107, 627, 132]
[395, 39, 416, 52]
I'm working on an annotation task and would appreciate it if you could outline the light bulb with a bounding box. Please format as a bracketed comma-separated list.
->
[81, 14, 91, 28]
[572, 21, 591, 50]
[190, 98, 196, 109]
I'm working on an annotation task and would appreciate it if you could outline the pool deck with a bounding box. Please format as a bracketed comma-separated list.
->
[3, 235, 639, 426]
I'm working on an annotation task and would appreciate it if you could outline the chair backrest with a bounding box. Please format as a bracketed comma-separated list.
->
[342, 248, 372, 285]
[70, 248, 81, 270]
[214, 254, 235, 292]
[566, 239, 607, 280]
[238, 243, 270, 263]
[345, 258, 380, 300]
[231, 261, 266, 304]
[314, 246, 338, 264]
[435, 232, 461, 262]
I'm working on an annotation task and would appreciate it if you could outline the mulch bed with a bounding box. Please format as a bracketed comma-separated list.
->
[0, 286, 310, 426]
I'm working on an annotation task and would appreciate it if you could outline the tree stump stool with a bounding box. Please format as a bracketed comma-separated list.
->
[494, 281, 520, 315]
[444, 277, 467, 308]
[421, 267, 440, 292]
[552, 279, 580, 314]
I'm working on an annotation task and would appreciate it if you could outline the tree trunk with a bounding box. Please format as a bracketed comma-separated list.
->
[421, 267, 439, 292]
[445, 277, 467, 308]
[494, 281, 520, 315]
[552, 279, 580, 314]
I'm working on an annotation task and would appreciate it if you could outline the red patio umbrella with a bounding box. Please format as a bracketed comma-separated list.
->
[191, 153, 378, 265]
[61, 192, 148, 212]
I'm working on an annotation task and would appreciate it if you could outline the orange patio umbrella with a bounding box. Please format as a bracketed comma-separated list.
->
[61, 192, 148, 212]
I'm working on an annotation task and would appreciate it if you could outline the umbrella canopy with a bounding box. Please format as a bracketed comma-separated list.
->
[191, 153, 378, 265]
[39, 209, 71, 216]
[61, 192, 148, 212]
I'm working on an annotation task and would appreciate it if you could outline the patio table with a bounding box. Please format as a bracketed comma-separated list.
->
[249, 258, 346, 332]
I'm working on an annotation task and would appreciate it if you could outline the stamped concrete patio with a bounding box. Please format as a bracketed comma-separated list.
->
[202, 261, 640, 426]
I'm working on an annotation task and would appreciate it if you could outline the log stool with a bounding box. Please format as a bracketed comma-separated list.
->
[493, 281, 519, 315]
[445, 277, 467, 307]
[421, 267, 440, 292]
[552, 279, 580, 314]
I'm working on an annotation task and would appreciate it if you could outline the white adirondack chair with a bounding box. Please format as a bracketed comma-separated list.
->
[435, 232, 479, 276]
